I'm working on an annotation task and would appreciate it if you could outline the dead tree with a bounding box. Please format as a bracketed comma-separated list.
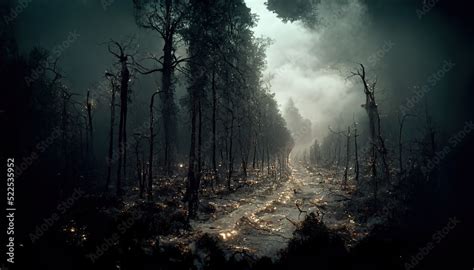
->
[343, 126, 351, 188]
[134, 0, 191, 175]
[105, 72, 118, 191]
[186, 87, 199, 218]
[148, 90, 163, 201]
[227, 111, 235, 190]
[329, 126, 351, 187]
[133, 132, 146, 198]
[353, 119, 360, 183]
[350, 64, 391, 207]
[398, 113, 414, 181]
[211, 68, 218, 179]
[375, 105, 390, 181]
[107, 40, 133, 197]
[422, 104, 438, 182]
[86, 90, 94, 157]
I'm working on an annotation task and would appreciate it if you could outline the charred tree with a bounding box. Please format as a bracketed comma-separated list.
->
[105, 73, 117, 191]
[148, 91, 161, 201]
[134, 0, 190, 175]
[107, 40, 132, 197]
[353, 120, 360, 183]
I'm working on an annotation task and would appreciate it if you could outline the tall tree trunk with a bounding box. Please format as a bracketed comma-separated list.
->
[148, 92, 160, 201]
[198, 98, 202, 174]
[212, 69, 217, 176]
[86, 90, 93, 156]
[376, 111, 390, 181]
[353, 121, 360, 184]
[116, 109, 124, 197]
[116, 59, 129, 197]
[105, 82, 116, 191]
[227, 115, 234, 190]
[135, 137, 142, 197]
[343, 127, 351, 187]
[266, 144, 270, 175]
[252, 139, 257, 169]
[186, 94, 198, 219]
[161, 1, 176, 175]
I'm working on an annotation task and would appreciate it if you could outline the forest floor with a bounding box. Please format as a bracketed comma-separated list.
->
[158, 162, 369, 259]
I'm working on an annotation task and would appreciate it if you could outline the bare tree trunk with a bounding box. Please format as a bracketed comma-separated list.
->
[252, 138, 257, 169]
[376, 111, 390, 181]
[343, 126, 351, 187]
[134, 136, 142, 197]
[161, 1, 176, 176]
[211, 69, 217, 177]
[148, 91, 160, 201]
[398, 114, 412, 181]
[116, 59, 129, 197]
[227, 115, 234, 190]
[337, 135, 342, 167]
[353, 121, 360, 184]
[123, 105, 128, 185]
[266, 144, 270, 175]
[186, 94, 198, 219]
[116, 108, 124, 197]
[105, 80, 116, 191]
[86, 90, 93, 156]
[140, 148, 146, 198]
[198, 98, 202, 175]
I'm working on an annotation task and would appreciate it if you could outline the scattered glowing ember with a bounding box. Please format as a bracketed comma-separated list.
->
[219, 230, 238, 241]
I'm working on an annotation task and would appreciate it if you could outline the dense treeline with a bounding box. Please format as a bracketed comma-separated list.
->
[1, 0, 293, 221]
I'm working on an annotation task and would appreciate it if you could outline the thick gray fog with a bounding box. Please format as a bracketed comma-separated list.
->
[247, 0, 473, 144]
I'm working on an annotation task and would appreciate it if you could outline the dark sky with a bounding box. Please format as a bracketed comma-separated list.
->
[16, 0, 163, 101]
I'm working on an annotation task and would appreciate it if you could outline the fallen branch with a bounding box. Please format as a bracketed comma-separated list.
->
[295, 202, 308, 218]
[285, 217, 298, 227]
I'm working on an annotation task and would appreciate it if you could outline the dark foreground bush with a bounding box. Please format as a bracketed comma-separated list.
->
[275, 213, 350, 269]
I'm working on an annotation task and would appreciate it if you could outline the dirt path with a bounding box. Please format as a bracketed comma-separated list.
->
[188, 162, 363, 258]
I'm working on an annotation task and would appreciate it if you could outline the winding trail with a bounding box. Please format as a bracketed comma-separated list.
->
[189, 162, 362, 258]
